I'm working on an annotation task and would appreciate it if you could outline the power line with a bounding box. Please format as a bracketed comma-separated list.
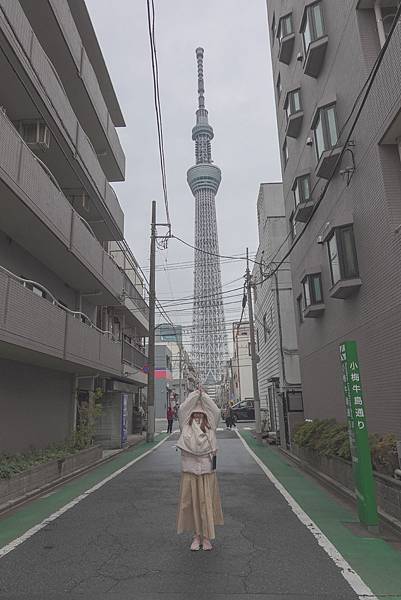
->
[145, 0, 171, 228]
[172, 235, 263, 266]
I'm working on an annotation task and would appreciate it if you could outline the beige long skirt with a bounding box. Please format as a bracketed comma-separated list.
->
[177, 472, 224, 540]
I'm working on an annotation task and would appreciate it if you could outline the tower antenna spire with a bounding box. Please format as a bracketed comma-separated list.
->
[196, 46, 205, 109]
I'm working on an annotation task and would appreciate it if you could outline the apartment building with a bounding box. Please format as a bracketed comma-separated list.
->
[154, 344, 173, 419]
[0, 0, 148, 451]
[252, 183, 302, 443]
[266, 0, 401, 436]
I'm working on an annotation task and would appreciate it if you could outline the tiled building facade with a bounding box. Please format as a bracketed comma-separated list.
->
[266, 0, 401, 436]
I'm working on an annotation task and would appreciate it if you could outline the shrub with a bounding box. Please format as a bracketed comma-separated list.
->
[293, 419, 399, 476]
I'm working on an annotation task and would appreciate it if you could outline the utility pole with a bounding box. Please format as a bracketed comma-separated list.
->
[146, 201, 157, 443]
[246, 247, 261, 435]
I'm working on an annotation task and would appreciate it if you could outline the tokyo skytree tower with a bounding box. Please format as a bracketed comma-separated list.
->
[187, 47, 227, 396]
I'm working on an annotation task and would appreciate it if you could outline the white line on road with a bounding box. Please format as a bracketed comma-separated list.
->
[236, 431, 378, 600]
[0, 436, 169, 560]
[243, 427, 252, 430]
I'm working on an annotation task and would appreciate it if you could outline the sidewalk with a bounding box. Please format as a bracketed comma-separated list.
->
[240, 430, 401, 600]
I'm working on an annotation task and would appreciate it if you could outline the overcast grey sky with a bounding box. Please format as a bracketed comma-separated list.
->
[86, 0, 281, 332]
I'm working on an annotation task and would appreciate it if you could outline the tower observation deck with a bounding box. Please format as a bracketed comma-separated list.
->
[187, 47, 227, 399]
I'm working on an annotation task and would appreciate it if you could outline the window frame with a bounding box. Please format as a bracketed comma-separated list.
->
[276, 73, 282, 100]
[327, 225, 360, 286]
[285, 88, 302, 121]
[301, 1, 326, 53]
[277, 12, 294, 42]
[293, 174, 311, 208]
[313, 104, 339, 160]
[296, 295, 304, 324]
[289, 211, 297, 241]
[283, 138, 289, 168]
[302, 273, 324, 308]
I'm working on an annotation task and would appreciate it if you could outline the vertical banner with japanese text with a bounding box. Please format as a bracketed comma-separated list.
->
[339, 341, 378, 527]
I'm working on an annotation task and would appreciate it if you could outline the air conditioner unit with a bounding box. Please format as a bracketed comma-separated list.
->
[15, 120, 50, 151]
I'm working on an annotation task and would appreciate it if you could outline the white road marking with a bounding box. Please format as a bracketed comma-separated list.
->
[0, 436, 169, 560]
[216, 427, 224, 431]
[243, 427, 252, 430]
[236, 431, 378, 600]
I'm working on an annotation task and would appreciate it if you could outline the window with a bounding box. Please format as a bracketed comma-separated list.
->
[302, 1, 325, 52]
[285, 89, 302, 121]
[302, 274, 323, 307]
[277, 13, 294, 42]
[276, 73, 282, 99]
[327, 226, 359, 286]
[248, 342, 252, 357]
[283, 139, 289, 168]
[297, 295, 304, 324]
[289, 212, 297, 241]
[294, 175, 311, 207]
[263, 314, 268, 342]
[256, 328, 260, 352]
[313, 104, 339, 159]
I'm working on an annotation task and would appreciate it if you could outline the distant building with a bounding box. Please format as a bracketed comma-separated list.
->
[0, 1, 148, 451]
[266, 1, 401, 437]
[252, 183, 302, 445]
[155, 323, 197, 403]
[154, 345, 173, 419]
[231, 322, 253, 405]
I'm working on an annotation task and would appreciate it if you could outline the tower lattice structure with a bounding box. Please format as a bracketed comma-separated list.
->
[187, 47, 228, 398]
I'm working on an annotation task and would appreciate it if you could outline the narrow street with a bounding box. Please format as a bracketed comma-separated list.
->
[1, 431, 401, 599]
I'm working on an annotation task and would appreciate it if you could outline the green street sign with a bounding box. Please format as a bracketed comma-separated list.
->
[339, 341, 379, 528]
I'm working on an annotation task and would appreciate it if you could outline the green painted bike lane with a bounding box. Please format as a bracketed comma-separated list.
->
[0, 435, 167, 551]
[240, 431, 401, 600]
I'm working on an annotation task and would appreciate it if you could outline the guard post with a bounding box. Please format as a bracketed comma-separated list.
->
[339, 341, 379, 530]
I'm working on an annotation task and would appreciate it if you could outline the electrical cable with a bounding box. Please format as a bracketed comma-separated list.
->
[145, 0, 171, 229]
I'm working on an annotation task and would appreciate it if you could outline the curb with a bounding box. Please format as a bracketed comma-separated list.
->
[0, 435, 147, 518]
[279, 446, 401, 537]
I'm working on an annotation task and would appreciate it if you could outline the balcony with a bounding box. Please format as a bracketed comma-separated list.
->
[122, 273, 150, 335]
[304, 36, 329, 78]
[122, 341, 148, 386]
[0, 267, 122, 376]
[278, 33, 295, 65]
[0, 0, 124, 239]
[286, 111, 304, 139]
[18, 0, 125, 182]
[0, 107, 124, 307]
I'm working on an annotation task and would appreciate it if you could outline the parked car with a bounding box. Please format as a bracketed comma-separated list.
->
[231, 400, 255, 421]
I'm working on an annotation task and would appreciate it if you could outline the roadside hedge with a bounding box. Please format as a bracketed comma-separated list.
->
[293, 419, 399, 476]
[0, 444, 81, 480]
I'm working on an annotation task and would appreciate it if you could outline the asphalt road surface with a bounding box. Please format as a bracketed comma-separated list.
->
[0, 431, 362, 599]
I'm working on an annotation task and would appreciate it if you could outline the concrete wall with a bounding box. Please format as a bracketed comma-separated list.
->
[253, 183, 301, 428]
[0, 357, 74, 452]
[267, 0, 401, 436]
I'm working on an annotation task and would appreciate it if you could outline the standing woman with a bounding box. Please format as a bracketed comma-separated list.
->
[166, 404, 174, 434]
[176, 389, 224, 551]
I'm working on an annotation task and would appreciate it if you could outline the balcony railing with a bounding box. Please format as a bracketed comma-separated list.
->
[0, 108, 124, 301]
[123, 273, 150, 321]
[0, 265, 122, 374]
[123, 341, 147, 370]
